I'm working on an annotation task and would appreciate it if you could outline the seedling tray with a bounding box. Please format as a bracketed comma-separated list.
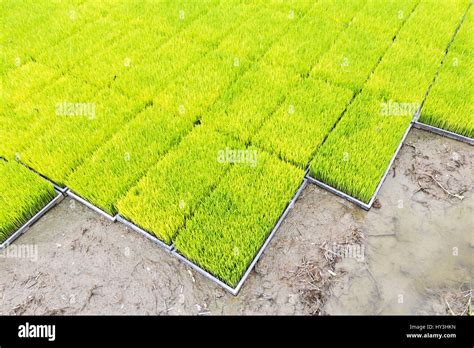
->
[0, 189, 64, 250]
[307, 120, 415, 211]
[172, 177, 308, 295]
[116, 215, 173, 252]
[66, 190, 118, 222]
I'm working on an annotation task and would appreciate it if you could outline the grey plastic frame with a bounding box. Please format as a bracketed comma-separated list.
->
[172, 177, 308, 295]
[413, 121, 474, 145]
[0, 189, 64, 250]
[66, 190, 118, 222]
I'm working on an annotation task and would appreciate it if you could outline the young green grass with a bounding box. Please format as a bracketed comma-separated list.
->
[395, 0, 469, 51]
[0, 62, 60, 159]
[312, 25, 392, 92]
[19, 87, 142, 187]
[0, 160, 56, 244]
[65, 4, 311, 215]
[254, 77, 353, 167]
[117, 127, 241, 245]
[310, 91, 412, 203]
[203, 1, 363, 143]
[419, 13, 474, 138]
[174, 150, 304, 288]
[365, 40, 444, 103]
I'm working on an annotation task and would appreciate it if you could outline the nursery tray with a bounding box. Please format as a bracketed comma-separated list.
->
[172, 177, 308, 296]
[0, 189, 64, 250]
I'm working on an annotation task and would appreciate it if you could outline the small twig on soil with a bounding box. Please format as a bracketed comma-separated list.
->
[420, 172, 464, 200]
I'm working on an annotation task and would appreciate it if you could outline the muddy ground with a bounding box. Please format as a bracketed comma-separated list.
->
[0, 129, 472, 315]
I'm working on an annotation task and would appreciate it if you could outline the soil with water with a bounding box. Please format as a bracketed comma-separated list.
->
[0, 129, 472, 315]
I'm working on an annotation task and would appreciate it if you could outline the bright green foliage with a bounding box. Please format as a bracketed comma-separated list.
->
[117, 127, 241, 245]
[365, 41, 444, 103]
[65, 3, 311, 215]
[312, 25, 391, 92]
[396, 0, 469, 51]
[204, 62, 299, 143]
[19, 88, 142, 186]
[0, 160, 56, 243]
[310, 91, 412, 203]
[254, 78, 353, 167]
[312, 0, 419, 91]
[174, 150, 304, 287]
[420, 11, 474, 138]
[65, 103, 192, 215]
[352, 0, 418, 37]
[204, 0, 363, 142]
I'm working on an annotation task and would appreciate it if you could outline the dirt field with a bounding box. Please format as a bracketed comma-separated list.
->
[0, 129, 472, 315]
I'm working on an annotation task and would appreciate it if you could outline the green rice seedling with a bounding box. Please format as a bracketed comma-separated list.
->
[263, 4, 351, 76]
[2, 74, 99, 170]
[365, 41, 444, 103]
[174, 150, 304, 287]
[420, 49, 474, 138]
[2, 1, 110, 67]
[67, 1, 224, 89]
[38, 1, 215, 79]
[351, 0, 418, 37]
[65, 2, 313, 214]
[310, 91, 412, 203]
[0, 62, 60, 159]
[19, 88, 142, 187]
[254, 78, 353, 167]
[0, 160, 56, 244]
[312, 25, 392, 92]
[112, 1, 271, 101]
[449, 7, 474, 56]
[395, 0, 469, 51]
[203, 1, 363, 142]
[65, 103, 192, 215]
[203, 61, 299, 143]
[117, 127, 241, 245]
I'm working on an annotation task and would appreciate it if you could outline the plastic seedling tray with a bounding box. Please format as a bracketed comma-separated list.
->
[307, 119, 415, 211]
[413, 121, 474, 145]
[66, 190, 118, 222]
[172, 177, 308, 296]
[116, 215, 173, 252]
[0, 189, 64, 250]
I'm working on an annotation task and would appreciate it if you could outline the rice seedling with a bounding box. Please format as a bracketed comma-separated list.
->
[254, 77, 353, 167]
[203, 1, 363, 142]
[365, 41, 444, 103]
[174, 150, 304, 287]
[395, 0, 469, 51]
[0, 62, 60, 159]
[310, 91, 412, 203]
[312, 25, 391, 92]
[352, 0, 418, 37]
[65, 4, 310, 215]
[0, 160, 56, 244]
[419, 12, 474, 138]
[117, 127, 241, 245]
[19, 87, 142, 187]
